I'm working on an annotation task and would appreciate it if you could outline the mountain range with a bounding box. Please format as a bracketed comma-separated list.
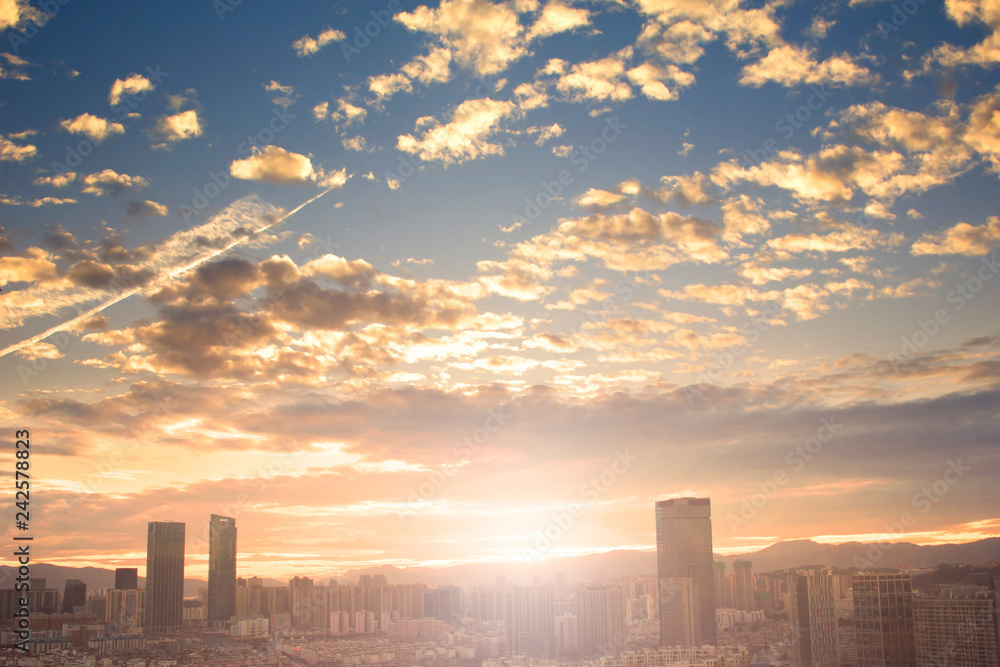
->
[5, 537, 997, 595]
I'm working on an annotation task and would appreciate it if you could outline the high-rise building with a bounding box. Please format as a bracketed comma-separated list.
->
[555, 612, 578, 659]
[289, 576, 316, 628]
[115, 568, 138, 590]
[106, 588, 143, 634]
[655, 497, 716, 646]
[913, 577, 1000, 667]
[145, 521, 185, 633]
[207, 514, 237, 622]
[505, 586, 556, 658]
[61, 579, 87, 613]
[578, 585, 624, 657]
[852, 573, 916, 666]
[712, 562, 728, 609]
[733, 560, 754, 611]
[658, 578, 697, 646]
[789, 571, 838, 667]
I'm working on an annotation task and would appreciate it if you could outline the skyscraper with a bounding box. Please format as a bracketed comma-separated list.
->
[207, 514, 237, 623]
[655, 497, 716, 646]
[790, 571, 838, 667]
[913, 576, 1000, 667]
[61, 579, 87, 613]
[733, 560, 754, 611]
[145, 521, 185, 633]
[505, 586, 556, 658]
[712, 561, 728, 609]
[115, 568, 138, 590]
[577, 584, 624, 657]
[853, 572, 916, 666]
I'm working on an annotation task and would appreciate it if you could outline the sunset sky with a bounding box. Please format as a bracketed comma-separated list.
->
[1, 0, 999, 581]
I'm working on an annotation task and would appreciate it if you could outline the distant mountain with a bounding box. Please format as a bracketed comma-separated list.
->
[4, 538, 998, 593]
[0, 563, 207, 597]
[733, 537, 1000, 573]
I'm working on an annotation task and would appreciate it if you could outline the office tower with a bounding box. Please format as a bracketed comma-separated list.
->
[207, 514, 237, 622]
[289, 576, 315, 628]
[658, 578, 697, 646]
[145, 521, 185, 633]
[655, 497, 716, 646]
[115, 568, 138, 590]
[61, 579, 87, 613]
[107, 588, 142, 634]
[713, 562, 727, 609]
[789, 571, 838, 667]
[555, 612, 578, 659]
[438, 584, 462, 623]
[578, 584, 625, 657]
[853, 573, 916, 666]
[505, 586, 556, 658]
[733, 560, 754, 611]
[913, 577, 1000, 667]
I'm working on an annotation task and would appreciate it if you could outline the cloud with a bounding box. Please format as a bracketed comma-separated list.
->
[125, 200, 169, 219]
[264, 80, 297, 107]
[33, 172, 77, 188]
[626, 61, 695, 101]
[59, 113, 125, 142]
[81, 170, 150, 197]
[231, 146, 316, 185]
[964, 87, 1000, 173]
[526, 1, 591, 40]
[150, 109, 202, 148]
[0, 0, 47, 31]
[108, 73, 154, 106]
[0, 195, 77, 207]
[739, 45, 873, 88]
[577, 188, 624, 208]
[0, 51, 31, 80]
[911, 216, 1000, 256]
[292, 27, 346, 56]
[397, 0, 529, 76]
[720, 195, 769, 241]
[552, 49, 634, 102]
[397, 98, 515, 165]
[0, 248, 59, 287]
[767, 227, 903, 254]
[921, 0, 1000, 71]
[0, 133, 37, 161]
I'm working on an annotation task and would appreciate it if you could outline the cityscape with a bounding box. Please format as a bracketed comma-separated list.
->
[2, 0, 1000, 666]
[1, 499, 998, 665]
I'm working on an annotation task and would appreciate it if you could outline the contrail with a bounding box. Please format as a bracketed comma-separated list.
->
[0, 187, 335, 360]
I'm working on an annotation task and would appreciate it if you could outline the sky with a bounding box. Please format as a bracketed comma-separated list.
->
[1, 0, 999, 582]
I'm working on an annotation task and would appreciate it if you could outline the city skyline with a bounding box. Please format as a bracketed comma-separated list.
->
[1, 0, 999, 582]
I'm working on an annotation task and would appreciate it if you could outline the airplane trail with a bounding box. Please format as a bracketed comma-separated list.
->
[0, 188, 335, 360]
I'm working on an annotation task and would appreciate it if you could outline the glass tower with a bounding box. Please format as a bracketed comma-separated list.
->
[655, 497, 716, 646]
[208, 514, 237, 622]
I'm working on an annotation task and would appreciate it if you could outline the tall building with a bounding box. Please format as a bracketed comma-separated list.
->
[115, 568, 138, 590]
[289, 576, 316, 628]
[852, 573, 915, 666]
[207, 514, 237, 622]
[555, 612, 578, 659]
[913, 577, 1000, 667]
[106, 588, 143, 634]
[61, 579, 87, 613]
[145, 521, 185, 633]
[578, 585, 624, 657]
[712, 562, 728, 609]
[789, 571, 838, 667]
[655, 497, 716, 646]
[733, 560, 754, 611]
[658, 578, 697, 646]
[504, 586, 555, 658]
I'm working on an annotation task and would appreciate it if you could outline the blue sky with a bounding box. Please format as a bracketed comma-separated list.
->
[1, 0, 999, 579]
